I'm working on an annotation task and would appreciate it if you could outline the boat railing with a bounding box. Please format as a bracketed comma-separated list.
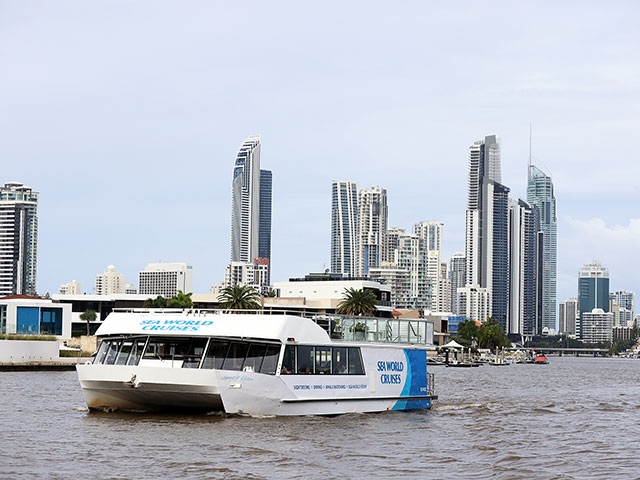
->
[109, 308, 434, 346]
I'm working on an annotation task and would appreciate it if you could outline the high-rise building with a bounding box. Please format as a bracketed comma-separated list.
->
[139, 262, 193, 298]
[357, 186, 388, 276]
[527, 164, 557, 333]
[578, 261, 610, 339]
[448, 253, 465, 314]
[464, 136, 510, 328]
[395, 233, 430, 309]
[558, 298, 578, 335]
[95, 265, 127, 295]
[369, 262, 411, 308]
[414, 221, 444, 312]
[231, 135, 271, 264]
[258, 170, 272, 261]
[330, 181, 359, 276]
[385, 227, 405, 266]
[610, 290, 635, 318]
[0, 182, 38, 296]
[508, 198, 538, 336]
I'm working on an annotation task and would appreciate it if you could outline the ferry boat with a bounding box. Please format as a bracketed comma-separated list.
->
[76, 309, 438, 416]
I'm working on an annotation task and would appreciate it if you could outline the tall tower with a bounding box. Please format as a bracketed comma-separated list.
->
[330, 181, 359, 276]
[258, 169, 272, 261]
[414, 221, 444, 311]
[448, 253, 466, 314]
[464, 135, 510, 329]
[357, 186, 388, 276]
[578, 261, 610, 339]
[527, 164, 557, 333]
[0, 182, 38, 296]
[230, 135, 271, 264]
[508, 198, 538, 336]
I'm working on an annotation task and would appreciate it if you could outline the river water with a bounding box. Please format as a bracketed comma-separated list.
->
[1, 356, 638, 479]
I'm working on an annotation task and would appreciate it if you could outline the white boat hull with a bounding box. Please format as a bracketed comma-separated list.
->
[76, 364, 222, 411]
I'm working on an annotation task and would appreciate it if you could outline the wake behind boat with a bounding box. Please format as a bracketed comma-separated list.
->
[76, 309, 438, 416]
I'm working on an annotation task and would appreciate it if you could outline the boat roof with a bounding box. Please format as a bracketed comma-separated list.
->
[95, 309, 332, 344]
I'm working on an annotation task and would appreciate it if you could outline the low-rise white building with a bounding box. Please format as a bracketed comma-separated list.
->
[0, 295, 73, 339]
[274, 273, 392, 315]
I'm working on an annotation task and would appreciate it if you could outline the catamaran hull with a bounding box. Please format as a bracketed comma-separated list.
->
[76, 364, 223, 412]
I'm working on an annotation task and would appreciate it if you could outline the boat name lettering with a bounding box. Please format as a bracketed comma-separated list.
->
[376, 361, 404, 372]
[139, 319, 214, 332]
[380, 373, 402, 384]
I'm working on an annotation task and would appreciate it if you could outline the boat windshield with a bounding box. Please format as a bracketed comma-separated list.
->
[93, 336, 280, 375]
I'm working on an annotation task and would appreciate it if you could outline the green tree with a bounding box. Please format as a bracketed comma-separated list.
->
[79, 309, 97, 335]
[478, 317, 510, 350]
[336, 288, 377, 316]
[143, 296, 168, 308]
[167, 290, 193, 308]
[454, 319, 480, 348]
[217, 285, 262, 311]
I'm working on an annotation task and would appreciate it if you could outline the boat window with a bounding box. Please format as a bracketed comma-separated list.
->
[143, 337, 194, 360]
[244, 343, 268, 373]
[182, 338, 208, 369]
[261, 344, 280, 375]
[127, 338, 147, 366]
[202, 340, 230, 369]
[315, 347, 332, 374]
[103, 340, 121, 365]
[94, 340, 110, 364]
[332, 347, 348, 374]
[281, 345, 295, 374]
[115, 340, 134, 365]
[282, 345, 364, 375]
[296, 345, 315, 374]
[347, 347, 365, 375]
[221, 342, 250, 371]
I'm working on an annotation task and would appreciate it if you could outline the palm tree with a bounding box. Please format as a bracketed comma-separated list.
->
[167, 290, 193, 308]
[143, 296, 168, 308]
[336, 288, 377, 316]
[217, 285, 262, 311]
[79, 309, 97, 335]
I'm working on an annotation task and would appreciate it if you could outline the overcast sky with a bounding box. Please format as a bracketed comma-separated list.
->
[2, 1, 639, 308]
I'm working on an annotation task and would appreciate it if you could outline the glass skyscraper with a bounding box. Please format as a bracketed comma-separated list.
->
[357, 186, 388, 277]
[578, 261, 610, 339]
[258, 170, 272, 261]
[0, 182, 38, 296]
[230, 135, 271, 264]
[527, 164, 557, 332]
[464, 135, 510, 329]
[330, 181, 358, 276]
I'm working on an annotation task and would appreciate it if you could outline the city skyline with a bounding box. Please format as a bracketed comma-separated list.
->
[2, 2, 639, 306]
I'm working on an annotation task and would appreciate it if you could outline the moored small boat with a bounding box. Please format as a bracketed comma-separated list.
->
[532, 353, 549, 364]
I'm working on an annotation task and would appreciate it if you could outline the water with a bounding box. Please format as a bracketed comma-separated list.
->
[1, 357, 639, 479]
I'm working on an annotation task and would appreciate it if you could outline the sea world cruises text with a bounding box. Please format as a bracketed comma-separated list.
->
[377, 360, 404, 385]
[139, 319, 214, 332]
